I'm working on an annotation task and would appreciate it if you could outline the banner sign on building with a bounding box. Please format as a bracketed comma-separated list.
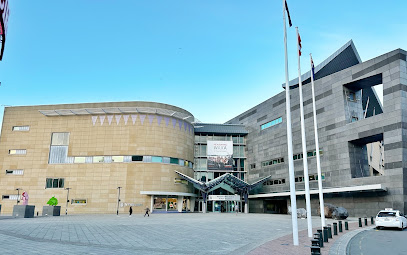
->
[207, 140, 233, 170]
[0, 0, 9, 60]
[208, 195, 240, 201]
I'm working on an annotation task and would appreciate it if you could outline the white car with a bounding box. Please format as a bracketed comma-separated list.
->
[375, 208, 407, 230]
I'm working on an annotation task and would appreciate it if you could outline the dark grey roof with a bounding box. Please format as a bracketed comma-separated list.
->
[194, 123, 248, 135]
[283, 40, 362, 89]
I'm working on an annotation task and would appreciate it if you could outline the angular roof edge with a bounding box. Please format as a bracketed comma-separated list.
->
[283, 40, 362, 89]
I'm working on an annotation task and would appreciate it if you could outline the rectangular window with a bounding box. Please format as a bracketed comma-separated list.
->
[2, 195, 18, 200]
[5, 169, 24, 175]
[51, 132, 70, 146]
[112, 156, 124, 163]
[188, 162, 193, 168]
[151, 156, 163, 163]
[250, 163, 256, 169]
[184, 160, 189, 167]
[12, 126, 30, 131]
[71, 199, 87, 204]
[143, 156, 152, 163]
[351, 116, 359, 122]
[74, 157, 86, 163]
[132, 156, 143, 161]
[179, 159, 185, 166]
[170, 158, 179, 164]
[163, 157, 170, 164]
[261, 117, 283, 130]
[93, 156, 105, 163]
[46, 178, 65, 188]
[9, 149, 26, 155]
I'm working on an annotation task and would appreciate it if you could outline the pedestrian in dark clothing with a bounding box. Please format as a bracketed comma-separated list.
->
[129, 206, 133, 217]
[144, 207, 150, 217]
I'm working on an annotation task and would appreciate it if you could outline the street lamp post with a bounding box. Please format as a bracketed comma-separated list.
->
[117, 187, 122, 215]
[15, 188, 21, 205]
[65, 188, 71, 215]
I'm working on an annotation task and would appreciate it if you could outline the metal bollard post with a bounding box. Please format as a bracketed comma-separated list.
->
[310, 246, 321, 255]
[311, 238, 320, 247]
[323, 227, 329, 242]
[317, 229, 324, 248]
[364, 217, 368, 226]
[339, 221, 343, 232]
[327, 224, 332, 238]
[371, 216, 374, 224]
[345, 221, 349, 230]
[359, 218, 362, 227]
[333, 222, 338, 235]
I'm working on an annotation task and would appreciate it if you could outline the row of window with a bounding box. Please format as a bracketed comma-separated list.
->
[264, 173, 326, 186]
[194, 135, 245, 144]
[5, 170, 24, 175]
[260, 117, 283, 130]
[261, 157, 285, 167]
[12, 126, 30, 131]
[264, 178, 286, 186]
[295, 173, 325, 182]
[9, 149, 26, 155]
[67, 155, 194, 168]
[194, 144, 245, 158]
[293, 150, 324, 161]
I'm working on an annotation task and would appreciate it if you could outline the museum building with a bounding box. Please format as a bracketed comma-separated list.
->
[1, 40, 407, 217]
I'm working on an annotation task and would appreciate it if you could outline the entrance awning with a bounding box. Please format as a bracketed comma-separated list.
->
[175, 171, 271, 193]
[248, 184, 387, 198]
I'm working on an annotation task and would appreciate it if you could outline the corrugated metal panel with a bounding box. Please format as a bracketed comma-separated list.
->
[51, 133, 70, 146]
[66, 157, 74, 164]
[49, 146, 68, 164]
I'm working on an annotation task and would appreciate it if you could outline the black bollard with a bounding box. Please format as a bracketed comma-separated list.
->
[359, 218, 362, 227]
[323, 227, 329, 242]
[345, 221, 349, 230]
[327, 224, 332, 238]
[339, 221, 343, 232]
[311, 238, 320, 247]
[333, 222, 338, 235]
[310, 246, 321, 255]
[317, 229, 324, 248]
[371, 217, 374, 224]
[364, 217, 368, 226]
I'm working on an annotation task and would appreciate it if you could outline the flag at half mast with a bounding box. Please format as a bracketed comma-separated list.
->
[285, 0, 292, 27]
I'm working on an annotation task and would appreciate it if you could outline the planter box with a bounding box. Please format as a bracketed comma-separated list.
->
[42, 206, 61, 216]
[13, 205, 35, 218]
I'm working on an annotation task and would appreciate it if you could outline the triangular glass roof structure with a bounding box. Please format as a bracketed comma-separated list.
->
[175, 171, 271, 193]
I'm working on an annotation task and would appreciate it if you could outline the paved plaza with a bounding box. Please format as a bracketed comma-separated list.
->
[0, 213, 333, 255]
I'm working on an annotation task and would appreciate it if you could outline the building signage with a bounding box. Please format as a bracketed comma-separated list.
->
[0, 0, 9, 60]
[208, 195, 240, 201]
[207, 140, 233, 170]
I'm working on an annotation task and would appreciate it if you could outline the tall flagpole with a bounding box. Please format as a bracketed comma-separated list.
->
[310, 53, 326, 228]
[283, 0, 298, 246]
[296, 27, 313, 238]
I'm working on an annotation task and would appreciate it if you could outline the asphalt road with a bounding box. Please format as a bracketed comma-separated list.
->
[348, 227, 407, 255]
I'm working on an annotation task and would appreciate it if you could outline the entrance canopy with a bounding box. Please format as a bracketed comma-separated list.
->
[175, 171, 271, 194]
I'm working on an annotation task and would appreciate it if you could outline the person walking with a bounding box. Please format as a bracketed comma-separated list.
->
[129, 206, 133, 217]
[144, 207, 150, 217]
[235, 202, 239, 215]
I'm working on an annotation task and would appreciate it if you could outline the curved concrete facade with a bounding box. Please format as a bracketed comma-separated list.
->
[0, 101, 195, 214]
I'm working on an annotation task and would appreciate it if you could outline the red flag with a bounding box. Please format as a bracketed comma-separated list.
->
[298, 32, 302, 56]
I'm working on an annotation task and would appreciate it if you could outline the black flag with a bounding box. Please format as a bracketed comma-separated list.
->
[285, 0, 292, 27]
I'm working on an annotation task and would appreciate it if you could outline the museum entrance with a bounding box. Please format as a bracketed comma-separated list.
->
[263, 199, 288, 214]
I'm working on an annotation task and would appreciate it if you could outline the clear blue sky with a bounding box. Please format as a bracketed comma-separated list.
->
[0, 0, 406, 124]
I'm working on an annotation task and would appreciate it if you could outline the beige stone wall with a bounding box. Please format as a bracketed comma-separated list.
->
[0, 101, 195, 214]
